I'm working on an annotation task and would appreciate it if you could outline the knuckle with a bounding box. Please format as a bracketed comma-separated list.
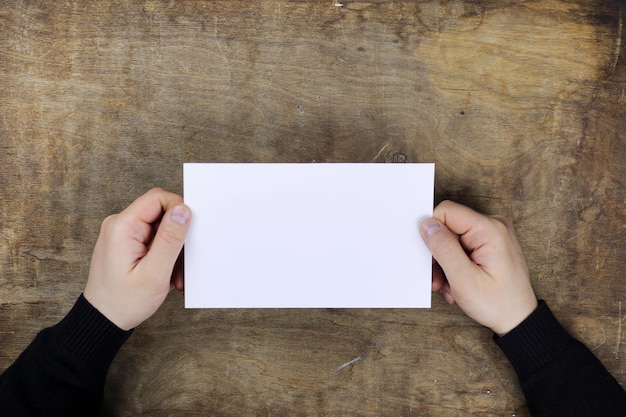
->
[434, 200, 454, 215]
[491, 216, 513, 234]
[100, 214, 118, 233]
[430, 231, 458, 258]
[158, 226, 185, 247]
[145, 187, 167, 200]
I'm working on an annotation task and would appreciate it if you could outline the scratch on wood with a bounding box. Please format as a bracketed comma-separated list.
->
[332, 356, 362, 373]
[214, 16, 228, 65]
[372, 143, 389, 161]
[591, 326, 606, 351]
[610, 5, 623, 75]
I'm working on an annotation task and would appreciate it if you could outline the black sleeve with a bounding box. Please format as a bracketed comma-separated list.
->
[0, 294, 133, 417]
[495, 300, 626, 417]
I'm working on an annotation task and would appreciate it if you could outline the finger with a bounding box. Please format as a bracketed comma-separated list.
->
[432, 263, 456, 304]
[171, 252, 185, 291]
[434, 200, 501, 254]
[119, 188, 184, 226]
[439, 282, 455, 304]
[142, 205, 192, 282]
[420, 217, 481, 290]
[431, 261, 446, 291]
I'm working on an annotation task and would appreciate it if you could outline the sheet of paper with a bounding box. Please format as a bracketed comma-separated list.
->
[183, 163, 434, 308]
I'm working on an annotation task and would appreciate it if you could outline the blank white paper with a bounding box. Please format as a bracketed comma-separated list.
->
[183, 163, 434, 308]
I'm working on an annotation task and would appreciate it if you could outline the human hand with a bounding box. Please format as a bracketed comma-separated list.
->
[419, 200, 537, 336]
[84, 188, 191, 331]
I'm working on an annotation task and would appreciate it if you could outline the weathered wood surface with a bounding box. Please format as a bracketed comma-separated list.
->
[1, 1, 625, 415]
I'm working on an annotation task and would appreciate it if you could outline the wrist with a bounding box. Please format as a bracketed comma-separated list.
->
[494, 300, 574, 381]
[83, 287, 134, 331]
[52, 294, 133, 367]
[493, 298, 539, 337]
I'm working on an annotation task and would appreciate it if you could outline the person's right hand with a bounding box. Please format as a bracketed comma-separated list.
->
[419, 200, 538, 336]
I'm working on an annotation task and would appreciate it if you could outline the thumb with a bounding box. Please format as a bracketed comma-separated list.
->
[420, 218, 478, 289]
[143, 205, 191, 278]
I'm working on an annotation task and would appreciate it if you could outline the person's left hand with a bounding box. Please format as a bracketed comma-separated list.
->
[84, 188, 191, 330]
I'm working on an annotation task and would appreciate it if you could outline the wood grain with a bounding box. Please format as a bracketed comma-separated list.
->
[1, 1, 625, 416]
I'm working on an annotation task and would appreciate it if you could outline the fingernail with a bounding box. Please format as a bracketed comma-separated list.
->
[170, 205, 190, 225]
[421, 219, 442, 238]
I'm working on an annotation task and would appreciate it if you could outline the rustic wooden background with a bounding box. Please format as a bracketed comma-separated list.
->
[1, 1, 625, 416]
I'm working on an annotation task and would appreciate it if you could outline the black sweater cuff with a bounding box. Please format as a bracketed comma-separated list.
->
[494, 300, 574, 380]
[50, 294, 133, 370]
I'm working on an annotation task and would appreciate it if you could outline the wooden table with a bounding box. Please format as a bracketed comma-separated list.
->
[1, 1, 625, 415]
